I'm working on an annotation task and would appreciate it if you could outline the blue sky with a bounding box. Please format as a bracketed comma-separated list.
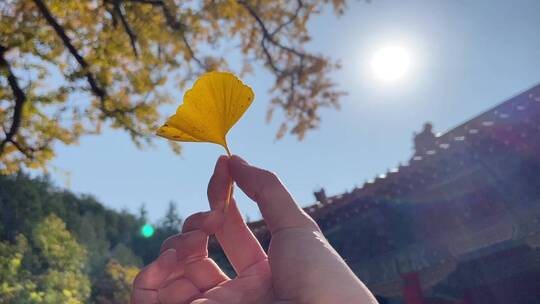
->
[47, 0, 540, 222]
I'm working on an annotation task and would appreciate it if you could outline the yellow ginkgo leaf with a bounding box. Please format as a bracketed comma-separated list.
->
[156, 71, 254, 155]
[156, 71, 254, 213]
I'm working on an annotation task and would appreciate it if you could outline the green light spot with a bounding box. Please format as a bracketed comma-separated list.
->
[141, 224, 155, 238]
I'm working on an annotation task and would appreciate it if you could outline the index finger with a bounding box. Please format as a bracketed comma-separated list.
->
[207, 156, 267, 275]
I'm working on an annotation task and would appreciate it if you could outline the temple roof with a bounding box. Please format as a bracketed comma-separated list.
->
[247, 82, 540, 242]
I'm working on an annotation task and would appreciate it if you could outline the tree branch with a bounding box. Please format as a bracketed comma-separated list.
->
[0, 45, 27, 155]
[32, 0, 142, 126]
[32, 0, 107, 101]
[239, 1, 310, 101]
[237, 0, 310, 89]
[8, 138, 33, 159]
[238, 0, 308, 58]
[237, 0, 340, 139]
[128, 0, 206, 69]
[259, 38, 281, 74]
[112, 0, 139, 57]
[270, 0, 304, 37]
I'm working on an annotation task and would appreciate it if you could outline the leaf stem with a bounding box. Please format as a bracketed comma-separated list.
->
[224, 145, 232, 213]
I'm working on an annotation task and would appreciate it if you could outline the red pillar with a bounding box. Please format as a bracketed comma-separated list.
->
[402, 272, 424, 304]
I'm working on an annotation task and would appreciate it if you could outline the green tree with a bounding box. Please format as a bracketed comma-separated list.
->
[0, 173, 48, 242]
[75, 213, 110, 276]
[110, 243, 142, 268]
[0, 172, 149, 267]
[0, 235, 40, 303]
[32, 214, 91, 303]
[160, 200, 182, 234]
[0, 0, 347, 173]
[92, 259, 139, 304]
[0, 215, 91, 303]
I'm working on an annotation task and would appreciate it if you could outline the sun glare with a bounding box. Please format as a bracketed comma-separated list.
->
[371, 46, 411, 82]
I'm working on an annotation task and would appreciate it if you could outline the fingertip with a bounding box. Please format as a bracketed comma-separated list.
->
[228, 155, 251, 181]
[160, 235, 179, 254]
[181, 210, 225, 235]
[229, 154, 248, 166]
[227, 156, 318, 234]
[213, 155, 230, 175]
[208, 157, 232, 207]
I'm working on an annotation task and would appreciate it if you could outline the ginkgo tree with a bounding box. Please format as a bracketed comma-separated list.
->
[0, 0, 347, 173]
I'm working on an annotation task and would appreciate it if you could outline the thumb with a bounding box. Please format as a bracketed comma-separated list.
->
[228, 155, 318, 234]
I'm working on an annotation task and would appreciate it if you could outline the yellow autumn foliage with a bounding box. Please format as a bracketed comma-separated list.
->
[0, 0, 346, 173]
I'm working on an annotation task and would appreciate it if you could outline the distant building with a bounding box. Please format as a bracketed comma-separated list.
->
[212, 84, 540, 304]
[413, 122, 437, 156]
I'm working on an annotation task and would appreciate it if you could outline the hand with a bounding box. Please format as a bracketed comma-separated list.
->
[132, 155, 377, 304]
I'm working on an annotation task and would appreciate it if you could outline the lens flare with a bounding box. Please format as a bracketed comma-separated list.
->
[141, 223, 155, 238]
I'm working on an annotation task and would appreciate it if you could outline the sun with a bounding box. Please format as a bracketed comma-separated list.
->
[371, 45, 411, 82]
